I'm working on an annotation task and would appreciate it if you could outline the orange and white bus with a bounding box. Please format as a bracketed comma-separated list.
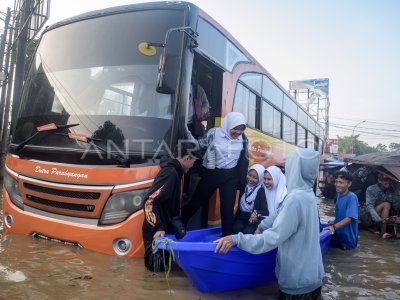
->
[2, 1, 325, 257]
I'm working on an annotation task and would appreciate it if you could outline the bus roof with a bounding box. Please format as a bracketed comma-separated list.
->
[45, 1, 195, 32]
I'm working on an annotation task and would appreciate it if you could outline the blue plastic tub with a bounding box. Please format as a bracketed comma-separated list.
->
[156, 226, 331, 292]
[320, 227, 331, 256]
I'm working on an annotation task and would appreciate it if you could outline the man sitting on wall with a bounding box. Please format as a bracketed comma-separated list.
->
[365, 173, 394, 239]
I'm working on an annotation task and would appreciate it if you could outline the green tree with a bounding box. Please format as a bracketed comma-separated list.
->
[338, 136, 353, 154]
[389, 142, 400, 152]
[337, 135, 375, 155]
[375, 143, 388, 152]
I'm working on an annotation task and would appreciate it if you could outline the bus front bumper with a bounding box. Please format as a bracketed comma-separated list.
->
[2, 188, 145, 258]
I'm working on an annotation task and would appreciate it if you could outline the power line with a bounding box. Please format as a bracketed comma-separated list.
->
[330, 124, 400, 138]
[331, 116, 400, 128]
[330, 123, 400, 133]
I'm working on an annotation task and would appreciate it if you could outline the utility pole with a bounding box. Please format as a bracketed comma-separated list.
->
[0, 8, 12, 136]
[0, 9, 11, 76]
[11, 0, 33, 132]
[0, 15, 19, 158]
[0, 0, 49, 175]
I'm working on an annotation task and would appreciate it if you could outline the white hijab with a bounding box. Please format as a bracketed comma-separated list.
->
[215, 112, 247, 169]
[239, 164, 265, 212]
[264, 166, 287, 214]
[221, 112, 247, 139]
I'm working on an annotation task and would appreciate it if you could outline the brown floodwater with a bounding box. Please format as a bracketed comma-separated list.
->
[1, 196, 399, 300]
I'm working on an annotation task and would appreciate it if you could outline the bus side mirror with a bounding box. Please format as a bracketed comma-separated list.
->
[155, 27, 198, 95]
[156, 49, 179, 94]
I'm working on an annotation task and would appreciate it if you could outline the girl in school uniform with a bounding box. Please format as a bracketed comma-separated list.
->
[264, 166, 287, 214]
[232, 164, 268, 234]
[183, 112, 249, 236]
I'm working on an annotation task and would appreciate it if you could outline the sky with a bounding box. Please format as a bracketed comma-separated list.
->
[1, 0, 400, 147]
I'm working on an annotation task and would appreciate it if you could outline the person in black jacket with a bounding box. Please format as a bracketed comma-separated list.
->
[233, 164, 268, 234]
[142, 142, 200, 272]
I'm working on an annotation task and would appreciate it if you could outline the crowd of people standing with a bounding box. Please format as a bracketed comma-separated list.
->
[140, 110, 400, 299]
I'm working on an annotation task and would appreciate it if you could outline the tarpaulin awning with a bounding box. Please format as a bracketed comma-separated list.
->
[347, 152, 400, 182]
[320, 161, 348, 167]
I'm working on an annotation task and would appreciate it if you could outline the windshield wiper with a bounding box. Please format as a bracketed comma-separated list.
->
[15, 123, 80, 154]
[55, 132, 130, 167]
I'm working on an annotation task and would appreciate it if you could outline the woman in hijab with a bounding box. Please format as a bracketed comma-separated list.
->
[264, 166, 287, 214]
[232, 164, 268, 234]
[182, 112, 249, 236]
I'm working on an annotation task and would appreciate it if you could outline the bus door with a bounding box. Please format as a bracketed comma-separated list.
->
[184, 53, 224, 229]
[188, 53, 223, 138]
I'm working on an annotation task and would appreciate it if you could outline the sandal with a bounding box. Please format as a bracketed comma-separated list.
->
[382, 233, 394, 239]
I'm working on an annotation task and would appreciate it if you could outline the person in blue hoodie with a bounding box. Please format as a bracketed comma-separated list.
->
[215, 148, 324, 299]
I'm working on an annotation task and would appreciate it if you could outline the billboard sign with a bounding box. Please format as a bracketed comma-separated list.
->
[289, 78, 329, 97]
[325, 138, 338, 154]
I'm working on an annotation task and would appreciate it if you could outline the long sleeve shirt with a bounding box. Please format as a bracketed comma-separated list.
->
[365, 184, 393, 222]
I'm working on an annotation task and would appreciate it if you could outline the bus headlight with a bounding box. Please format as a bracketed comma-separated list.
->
[99, 189, 148, 225]
[3, 171, 23, 210]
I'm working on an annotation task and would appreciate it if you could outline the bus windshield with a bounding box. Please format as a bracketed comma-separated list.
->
[12, 9, 184, 160]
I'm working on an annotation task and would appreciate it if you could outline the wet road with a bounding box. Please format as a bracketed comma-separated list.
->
[1, 197, 399, 299]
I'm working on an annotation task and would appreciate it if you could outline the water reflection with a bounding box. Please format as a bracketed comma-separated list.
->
[0, 197, 399, 299]
[0, 264, 27, 282]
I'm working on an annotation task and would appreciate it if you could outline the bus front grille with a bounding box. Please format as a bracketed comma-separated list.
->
[26, 194, 96, 212]
[24, 182, 100, 199]
[19, 176, 113, 218]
